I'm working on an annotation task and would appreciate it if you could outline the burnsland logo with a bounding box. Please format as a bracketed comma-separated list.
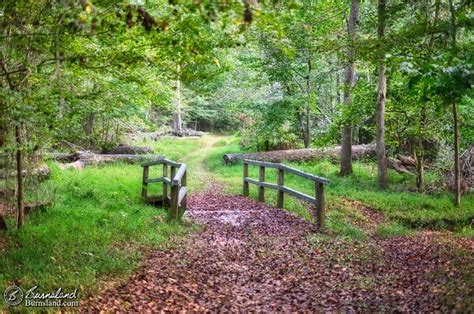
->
[4, 286, 24, 306]
[3, 285, 79, 307]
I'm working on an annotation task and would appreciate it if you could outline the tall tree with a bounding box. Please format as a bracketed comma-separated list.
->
[340, 0, 359, 175]
[375, 0, 388, 188]
[448, 0, 460, 206]
[172, 65, 183, 133]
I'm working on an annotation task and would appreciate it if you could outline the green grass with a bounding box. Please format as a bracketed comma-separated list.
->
[375, 222, 413, 238]
[139, 136, 203, 163]
[202, 136, 474, 232]
[0, 163, 187, 309]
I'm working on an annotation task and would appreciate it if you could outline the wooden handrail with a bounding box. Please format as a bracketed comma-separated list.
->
[172, 164, 187, 186]
[242, 159, 329, 228]
[243, 159, 329, 184]
[142, 158, 182, 168]
[141, 158, 187, 220]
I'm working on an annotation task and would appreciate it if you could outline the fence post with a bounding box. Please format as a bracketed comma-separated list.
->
[171, 184, 179, 220]
[243, 162, 249, 196]
[163, 164, 168, 204]
[181, 170, 187, 211]
[142, 165, 149, 198]
[170, 166, 178, 219]
[315, 182, 325, 229]
[277, 167, 284, 208]
[258, 166, 265, 202]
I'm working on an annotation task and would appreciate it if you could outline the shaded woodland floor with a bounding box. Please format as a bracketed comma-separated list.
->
[85, 187, 473, 311]
[2, 135, 471, 311]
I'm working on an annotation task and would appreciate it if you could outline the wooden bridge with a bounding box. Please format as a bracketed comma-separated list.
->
[243, 159, 329, 228]
[141, 158, 188, 220]
[141, 158, 328, 227]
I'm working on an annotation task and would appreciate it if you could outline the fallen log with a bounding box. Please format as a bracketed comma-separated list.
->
[103, 145, 153, 155]
[223, 145, 376, 165]
[58, 151, 163, 170]
[77, 152, 163, 165]
[171, 129, 204, 137]
[48, 152, 78, 162]
[387, 157, 412, 174]
[397, 155, 416, 168]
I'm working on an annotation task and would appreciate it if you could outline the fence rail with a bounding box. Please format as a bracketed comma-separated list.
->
[243, 159, 329, 228]
[141, 158, 187, 220]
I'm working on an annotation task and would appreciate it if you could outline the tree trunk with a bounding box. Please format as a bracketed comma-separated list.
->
[376, 0, 388, 189]
[55, 10, 66, 119]
[15, 125, 24, 228]
[415, 105, 427, 191]
[303, 54, 312, 148]
[452, 101, 461, 207]
[172, 65, 183, 133]
[415, 145, 424, 192]
[223, 144, 376, 164]
[448, 0, 460, 207]
[85, 112, 95, 138]
[340, 0, 359, 176]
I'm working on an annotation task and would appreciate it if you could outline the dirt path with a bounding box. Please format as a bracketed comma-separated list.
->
[85, 187, 473, 311]
[83, 135, 473, 311]
[182, 134, 228, 191]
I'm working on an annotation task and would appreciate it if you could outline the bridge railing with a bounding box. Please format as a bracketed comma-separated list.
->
[141, 158, 187, 220]
[243, 159, 329, 228]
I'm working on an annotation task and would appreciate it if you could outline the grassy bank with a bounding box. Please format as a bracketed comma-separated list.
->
[204, 137, 473, 235]
[0, 163, 186, 309]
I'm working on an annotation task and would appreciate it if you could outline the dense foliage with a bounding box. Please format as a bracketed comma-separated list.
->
[1, 0, 472, 228]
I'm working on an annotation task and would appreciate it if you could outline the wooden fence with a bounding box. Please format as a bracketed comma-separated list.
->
[141, 158, 187, 220]
[243, 159, 329, 228]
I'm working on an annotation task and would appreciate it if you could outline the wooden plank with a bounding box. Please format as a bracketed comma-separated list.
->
[280, 164, 329, 184]
[244, 177, 259, 185]
[171, 166, 176, 180]
[142, 165, 149, 198]
[172, 164, 187, 186]
[181, 171, 187, 210]
[258, 166, 265, 202]
[244, 177, 278, 190]
[243, 162, 249, 196]
[243, 159, 329, 184]
[261, 181, 278, 190]
[146, 177, 163, 184]
[178, 186, 187, 206]
[161, 158, 182, 167]
[280, 186, 316, 204]
[243, 159, 280, 169]
[277, 168, 284, 208]
[163, 164, 168, 202]
[315, 183, 325, 229]
[171, 184, 179, 220]
[141, 159, 164, 167]
[163, 177, 171, 185]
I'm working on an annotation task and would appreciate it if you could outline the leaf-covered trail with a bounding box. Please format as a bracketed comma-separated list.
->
[85, 186, 473, 311]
